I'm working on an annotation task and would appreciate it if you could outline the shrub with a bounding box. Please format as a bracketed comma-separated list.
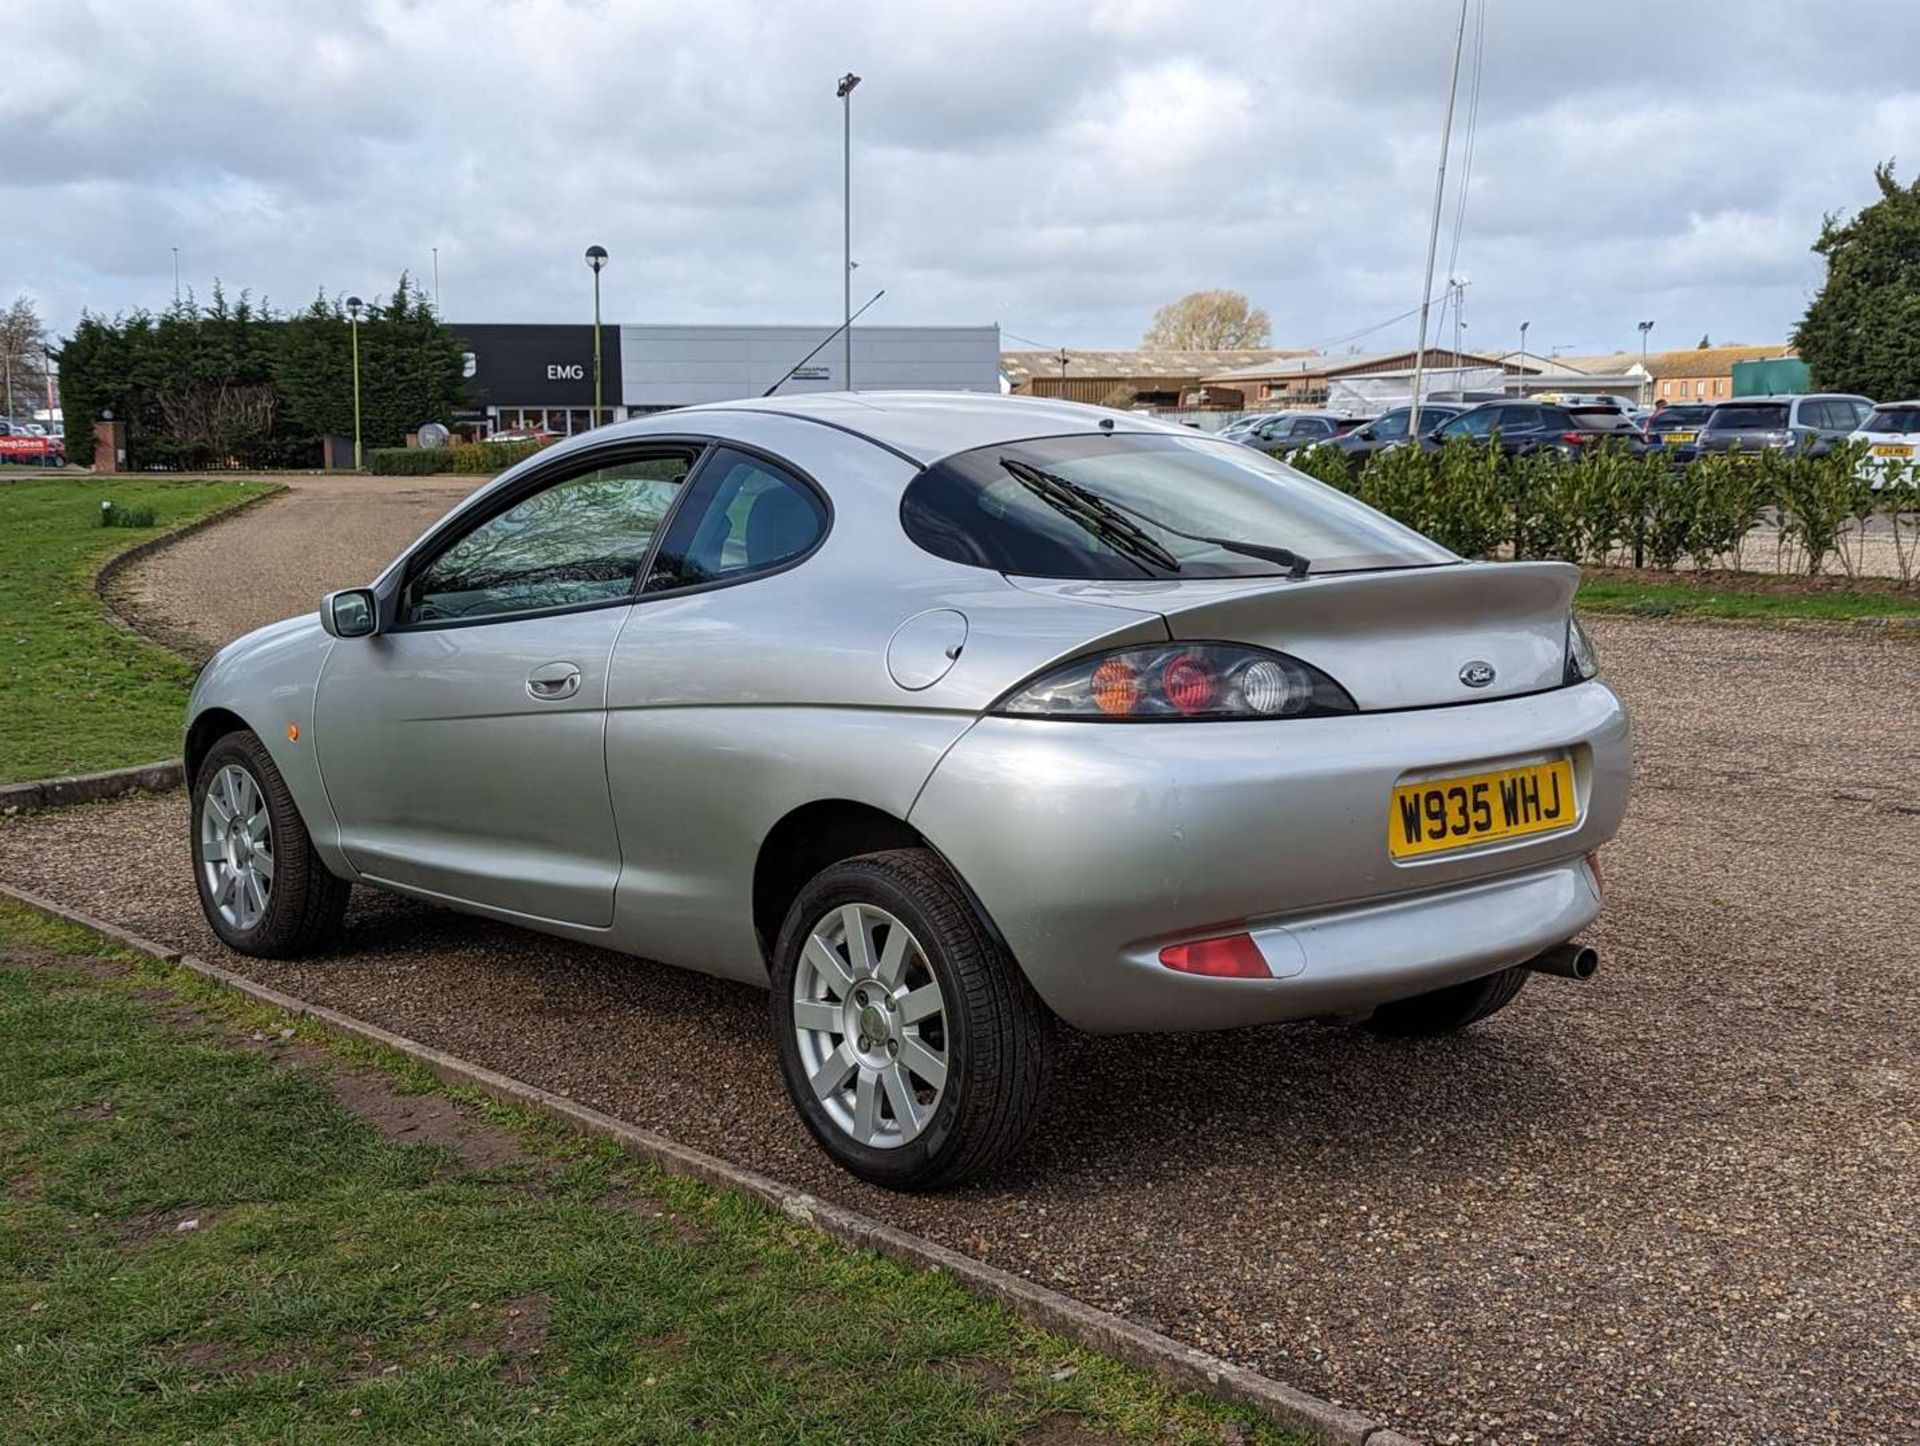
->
[367, 447, 445, 475]
[98, 499, 158, 528]
[449, 440, 544, 473]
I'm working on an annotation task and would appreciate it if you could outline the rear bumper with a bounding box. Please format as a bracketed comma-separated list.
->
[910, 681, 1630, 1033]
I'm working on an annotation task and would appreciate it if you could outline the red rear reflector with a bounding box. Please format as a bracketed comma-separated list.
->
[1159, 933, 1271, 978]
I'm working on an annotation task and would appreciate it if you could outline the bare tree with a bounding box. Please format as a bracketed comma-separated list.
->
[1141, 290, 1272, 350]
[0, 295, 51, 419]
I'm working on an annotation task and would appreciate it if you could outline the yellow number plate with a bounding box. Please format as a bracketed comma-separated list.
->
[1871, 443, 1914, 457]
[1389, 758, 1578, 859]
[1663, 430, 1696, 444]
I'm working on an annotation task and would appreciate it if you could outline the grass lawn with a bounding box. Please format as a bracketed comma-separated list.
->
[1577, 571, 1920, 623]
[0, 900, 1301, 1445]
[0, 479, 272, 784]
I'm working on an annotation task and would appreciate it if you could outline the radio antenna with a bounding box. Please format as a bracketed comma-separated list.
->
[763, 289, 886, 396]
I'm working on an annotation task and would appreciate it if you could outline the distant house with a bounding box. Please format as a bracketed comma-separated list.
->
[1199, 347, 1513, 407]
[1000, 349, 1312, 409]
[1562, 346, 1795, 404]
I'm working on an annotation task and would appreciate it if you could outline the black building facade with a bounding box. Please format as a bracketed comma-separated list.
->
[451, 323, 625, 438]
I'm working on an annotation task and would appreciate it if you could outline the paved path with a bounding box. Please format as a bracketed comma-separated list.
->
[116, 473, 484, 659]
[11, 477, 1920, 1441]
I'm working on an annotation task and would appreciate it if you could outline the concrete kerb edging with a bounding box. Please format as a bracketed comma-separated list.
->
[92, 482, 288, 649]
[0, 879, 1416, 1446]
[0, 760, 184, 817]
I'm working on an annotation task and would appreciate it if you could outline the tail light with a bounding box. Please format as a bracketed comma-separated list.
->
[993, 643, 1357, 721]
[1565, 615, 1600, 683]
[1559, 431, 1593, 445]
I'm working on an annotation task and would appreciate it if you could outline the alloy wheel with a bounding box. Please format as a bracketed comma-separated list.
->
[791, 903, 949, 1149]
[198, 763, 274, 931]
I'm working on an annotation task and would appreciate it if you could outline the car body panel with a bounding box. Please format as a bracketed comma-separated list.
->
[312, 604, 629, 926]
[910, 679, 1629, 1032]
[1006, 560, 1575, 709]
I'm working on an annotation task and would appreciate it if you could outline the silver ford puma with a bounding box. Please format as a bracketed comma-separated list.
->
[186, 392, 1630, 1189]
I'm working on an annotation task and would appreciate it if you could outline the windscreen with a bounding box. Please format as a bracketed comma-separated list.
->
[901, 432, 1455, 580]
[1706, 404, 1789, 430]
[1862, 406, 1920, 434]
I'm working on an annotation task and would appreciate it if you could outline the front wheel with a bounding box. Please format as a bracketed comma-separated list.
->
[770, 849, 1052, 1191]
[191, 730, 350, 957]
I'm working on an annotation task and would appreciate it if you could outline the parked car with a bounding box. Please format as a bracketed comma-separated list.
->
[1672, 394, 1873, 462]
[1328, 403, 1469, 470]
[484, 428, 558, 447]
[1218, 412, 1283, 442]
[1849, 399, 1920, 488]
[1641, 403, 1715, 451]
[1241, 410, 1368, 457]
[1423, 399, 1644, 458]
[184, 393, 1630, 1190]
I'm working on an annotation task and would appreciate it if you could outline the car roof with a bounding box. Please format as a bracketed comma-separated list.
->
[1869, 398, 1920, 408]
[675, 390, 1192, 464]
[1708, 393, 1869, 405]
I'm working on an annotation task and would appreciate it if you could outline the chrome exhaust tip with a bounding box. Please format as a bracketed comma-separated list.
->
[1525, 942, 1599, 981]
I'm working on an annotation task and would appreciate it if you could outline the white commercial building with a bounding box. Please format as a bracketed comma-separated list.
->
[619, 324, 1001, 412]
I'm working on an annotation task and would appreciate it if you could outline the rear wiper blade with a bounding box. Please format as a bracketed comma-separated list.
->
[1002, 457, 1311, 579]
[999, 457, 1181, 573]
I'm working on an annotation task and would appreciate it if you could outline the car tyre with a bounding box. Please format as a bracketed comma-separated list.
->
[190, 729, 349, 958]
[1363, 964, 1529, 1036]
[770, 848, 1051, 1191]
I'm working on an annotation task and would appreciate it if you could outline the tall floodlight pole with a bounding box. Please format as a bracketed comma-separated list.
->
[432, 247, 441, 311]
[346, 296, 365, 471]
[172, 248, 181, 305]
[1516, 319, 1530, 396]
[1408, 0, 1470, 440]
[1637, 319, 1655, 405]
[585, 246, 609, 428]
[837, 72, 861, 390]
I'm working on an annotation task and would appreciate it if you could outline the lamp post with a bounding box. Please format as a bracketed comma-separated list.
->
[1516, 320, 1530, 396]
[172, 248, 180, 305]
[836, 72, 861, 391]
[1637, 320, 1655, 405]
[346, 296, 364, 471]
[585, 245, 608, 428]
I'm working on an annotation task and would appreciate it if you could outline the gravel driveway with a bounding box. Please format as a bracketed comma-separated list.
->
[4, 612, 1915, 1443]
[113, 473, 484, 659]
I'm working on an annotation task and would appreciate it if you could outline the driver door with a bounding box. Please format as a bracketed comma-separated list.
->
[313, 447, 697, 927]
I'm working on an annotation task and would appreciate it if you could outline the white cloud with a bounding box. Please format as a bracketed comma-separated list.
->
[1, 0, 1914, 354]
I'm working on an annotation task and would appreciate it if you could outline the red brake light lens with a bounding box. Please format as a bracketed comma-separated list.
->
[1160, 652, 1218, 714]
[1160, 933, 1271, 978]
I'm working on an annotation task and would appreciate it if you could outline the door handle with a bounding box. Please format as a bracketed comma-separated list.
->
[526, 662, 582, 701]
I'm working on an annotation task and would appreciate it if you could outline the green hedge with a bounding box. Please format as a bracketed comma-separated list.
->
[366, 448, 444, 475]
[1288, 437, 1917, 582]
[366, 440, 547, 476]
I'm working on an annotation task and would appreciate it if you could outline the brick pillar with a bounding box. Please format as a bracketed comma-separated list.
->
[92, 419, 129, 474]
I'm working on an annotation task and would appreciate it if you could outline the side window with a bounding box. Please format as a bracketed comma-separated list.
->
[1442, 409, 1496, 438]
[403, 453, 692, 624]
[1372, 411, 1408, 441]
[644, 448, 826, 593]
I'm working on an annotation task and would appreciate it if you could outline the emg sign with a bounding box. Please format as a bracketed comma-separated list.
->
[451, 325, 619, 407]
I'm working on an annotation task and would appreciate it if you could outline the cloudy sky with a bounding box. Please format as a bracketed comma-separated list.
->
[5, 0, 1917, 358]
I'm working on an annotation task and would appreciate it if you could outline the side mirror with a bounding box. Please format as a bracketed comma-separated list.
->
[320, 587, 378, 639]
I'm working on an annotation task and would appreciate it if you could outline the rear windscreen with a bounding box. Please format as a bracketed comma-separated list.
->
[1706, 404, 1788, 430]
[1649, 407, 1712, 430]
[901, 432, 1455, 580]
[1862, 407, 1920, 434]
